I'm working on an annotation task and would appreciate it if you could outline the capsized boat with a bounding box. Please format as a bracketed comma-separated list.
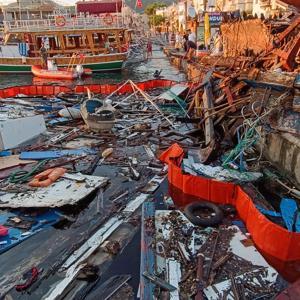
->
[81, 98, 115, 132]
[32, 63, 92, 80]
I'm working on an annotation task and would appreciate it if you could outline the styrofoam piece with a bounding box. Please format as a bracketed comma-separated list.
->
[158, 84, 188, 101]
[0, 173, 108, 208]
[59, 107, 81, 119]
[167, 259, 181, 300]
[0, 115, 46, 150]
[229, 226, 270, 267]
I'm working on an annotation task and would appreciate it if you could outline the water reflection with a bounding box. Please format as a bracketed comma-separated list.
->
[0, 49, 185, 89]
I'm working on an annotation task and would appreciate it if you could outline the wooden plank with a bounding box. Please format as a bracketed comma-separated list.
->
[222, 85, 236, 112]
[0, 155, 36, 171]
[140, 202, 155, 300]
[203, 83, 215, 146]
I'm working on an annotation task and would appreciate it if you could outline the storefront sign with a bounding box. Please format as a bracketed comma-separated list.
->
[198, 12, 222, 25]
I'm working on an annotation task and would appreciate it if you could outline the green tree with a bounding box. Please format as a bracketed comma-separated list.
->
[153, 15, 166, 26]
[145, 2, 167, 28]
[145, 2, 167, 16]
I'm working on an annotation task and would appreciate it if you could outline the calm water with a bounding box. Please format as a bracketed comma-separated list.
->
[0, 49, 186, 89]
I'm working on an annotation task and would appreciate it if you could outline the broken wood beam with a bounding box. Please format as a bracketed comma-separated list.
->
[203, 82, 215, 146]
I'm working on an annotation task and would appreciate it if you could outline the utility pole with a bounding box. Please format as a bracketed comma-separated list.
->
[184, 0, 187, 31]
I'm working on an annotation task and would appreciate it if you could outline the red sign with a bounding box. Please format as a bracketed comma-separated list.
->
[136, 0, 142, 8]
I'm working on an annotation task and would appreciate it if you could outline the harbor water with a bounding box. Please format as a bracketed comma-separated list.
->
[0, 48, 186, 89]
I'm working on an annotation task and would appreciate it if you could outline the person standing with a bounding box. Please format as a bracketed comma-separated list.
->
[188, 29, 196, 44]
[183, 31, 189, 51]
[175, 32, 183, 50]
[212, 30, 222, 55]
[40, 44, 48, 68]
[146, 39, 153, 59]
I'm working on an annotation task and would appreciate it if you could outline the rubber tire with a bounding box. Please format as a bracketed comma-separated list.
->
[184, 201, 224, 227]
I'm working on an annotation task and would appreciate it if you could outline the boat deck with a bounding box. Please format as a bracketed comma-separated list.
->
[4, 14, 125, 33]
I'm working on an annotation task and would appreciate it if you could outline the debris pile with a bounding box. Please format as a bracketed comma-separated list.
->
[147, 208, 285, 300]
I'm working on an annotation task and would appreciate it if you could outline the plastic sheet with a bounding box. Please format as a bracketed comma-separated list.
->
[160, 143, 300, 262]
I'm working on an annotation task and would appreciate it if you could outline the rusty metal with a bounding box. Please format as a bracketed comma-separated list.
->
[195, 253, 205, 300]
[212, 253, 233, 271]
[230, 273, 241, 300]
[142, 271, 177, 292]
[205, 231, 219, 283]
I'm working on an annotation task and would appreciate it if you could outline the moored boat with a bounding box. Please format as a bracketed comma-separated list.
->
[31, 65, 92, 80]
[1, 10, 131, 73]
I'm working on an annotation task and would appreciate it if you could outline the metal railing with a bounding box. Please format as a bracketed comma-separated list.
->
[3, 14, 125, 32]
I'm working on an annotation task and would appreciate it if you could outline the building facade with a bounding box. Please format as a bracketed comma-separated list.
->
[1, 0, 64, 21]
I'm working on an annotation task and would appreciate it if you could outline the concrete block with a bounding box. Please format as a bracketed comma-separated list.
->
[0, 115, 46, 150]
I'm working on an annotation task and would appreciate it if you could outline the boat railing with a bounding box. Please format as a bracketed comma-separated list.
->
[3, 14, 124, 32]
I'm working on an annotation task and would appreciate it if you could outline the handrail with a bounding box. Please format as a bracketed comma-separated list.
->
[4, 14, 124, 32]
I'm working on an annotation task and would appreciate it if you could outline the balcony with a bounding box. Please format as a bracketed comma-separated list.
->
[3, 14, 125, 33]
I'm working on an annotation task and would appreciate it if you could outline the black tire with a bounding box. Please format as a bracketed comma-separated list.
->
[184, 201, 224, 227]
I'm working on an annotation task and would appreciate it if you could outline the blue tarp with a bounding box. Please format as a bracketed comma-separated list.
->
[47, 117, 70, 125]
[257, 198, 300, 232]
[0, 210, 61, 254]
[20, 148, 96, 160]
[256, 206, 282, 218]
[0, 151, 12, 157]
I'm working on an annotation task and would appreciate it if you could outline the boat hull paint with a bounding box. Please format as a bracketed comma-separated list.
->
[0, 60, 124, 73]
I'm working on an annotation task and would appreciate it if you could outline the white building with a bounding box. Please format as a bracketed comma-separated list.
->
[1, 0, 64, 21]
[218, 0, 288, 16]
[252, 0, 288, 18]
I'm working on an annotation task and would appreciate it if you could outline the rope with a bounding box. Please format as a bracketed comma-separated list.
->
[222, 90, 290, 169]
[9, 160, 49, 184]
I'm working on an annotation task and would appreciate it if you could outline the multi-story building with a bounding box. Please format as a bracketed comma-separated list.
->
[1, 0, 64, 21]
[216, 0, 288, 17]
[252, 0, 289, 18]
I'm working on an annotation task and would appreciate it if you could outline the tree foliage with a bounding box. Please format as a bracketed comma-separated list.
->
[145, 2, 167, 16]
[152, 15, 166, 26]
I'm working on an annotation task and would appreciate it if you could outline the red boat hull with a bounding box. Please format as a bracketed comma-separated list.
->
[31, 65, 92, 80]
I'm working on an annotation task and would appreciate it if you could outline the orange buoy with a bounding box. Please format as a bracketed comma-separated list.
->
[29, 167, 66, 187]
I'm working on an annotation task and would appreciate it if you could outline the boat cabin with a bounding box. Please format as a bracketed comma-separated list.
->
[3, 13, 132, 58]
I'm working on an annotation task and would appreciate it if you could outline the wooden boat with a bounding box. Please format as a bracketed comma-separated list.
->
[281, 0, 300, 9]
[31, 65, 92, 80]
[81, 98, 115, 132]
[0, 12, 131, 73]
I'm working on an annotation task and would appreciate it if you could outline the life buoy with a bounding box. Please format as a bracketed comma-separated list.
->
[55, 15, 66, 27]
[103, 13, 113, 25]
[29, 167, 66, 187]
